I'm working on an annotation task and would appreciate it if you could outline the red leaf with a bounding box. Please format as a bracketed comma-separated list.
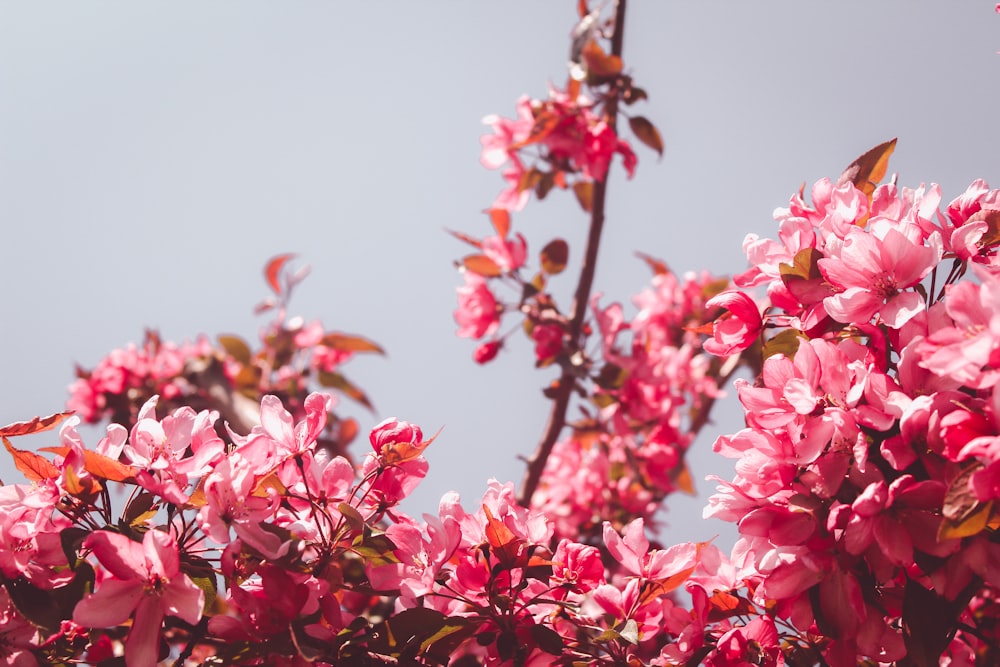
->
[264, 253, 297, 296]
[628, 116, 664, 156]
[447, 228, 483, 249]
[0, 411, 73, 438]
[320, 333, 385, 355]
[3, 436, 59, 482]
[463, 254, 503, 277]
[483, 505, 524, 567]
[635, 252, 669, 276]
[39, 447, 136, 482]
[540, 239, 569, 275]
[379, 428, 440, 467]
[837, 138, 897, 226]
[572, 181, 593, 212]
[577, 0, 589, 19]
[581, 40, 623, 80]
[488, 209, 510, 239]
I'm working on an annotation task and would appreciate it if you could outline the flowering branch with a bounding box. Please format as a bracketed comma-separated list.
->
[518, 0, 628, 508]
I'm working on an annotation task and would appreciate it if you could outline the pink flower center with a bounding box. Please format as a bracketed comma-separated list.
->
[871, 272, 898, 298]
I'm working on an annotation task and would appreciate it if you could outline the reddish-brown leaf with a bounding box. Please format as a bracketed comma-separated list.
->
[447, 228, 483, 249]
[939, 462, 993, 540]
[320, 332, 385, 355]
[264, 253, 297, 296]
[462, 254, 504, 277]
[483, 505, 524, 567]
[581, 40, 623, 79]
[317, 371, 375, 411]
[573, 181, 594, 212]
[489, 209, 510, 239]
[39, 447, 136, 482]
[540, 239, 569, 275]
[379, 429, 439, 467]
[836, 138, 897, 201]
[0, 411, 73, 438]
[577, 0, 589, 19]
[218, 335, 253, 365]
[635, 252, 669, 276]
[628, 116, 664, 156]
[3, 436, 59, 482]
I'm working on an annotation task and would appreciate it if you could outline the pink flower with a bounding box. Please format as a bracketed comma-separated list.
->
[531, 324, 564, 363]
[703, 290, 762, 355]
[454, 273, 501, 339]
[482, 233, 527, 273]
[472, 340, 502, 364]
[818, 225, 942, 328]
[73, 530, 204, 667]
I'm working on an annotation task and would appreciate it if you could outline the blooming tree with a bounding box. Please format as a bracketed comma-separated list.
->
[2, 2, 1000, 666]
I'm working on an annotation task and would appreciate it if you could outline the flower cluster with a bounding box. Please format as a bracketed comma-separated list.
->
[530, 268, 739, 540]
[68, 255, 380, 456]
[481, 84, 637, 212]
[704, 148, 1000, 665]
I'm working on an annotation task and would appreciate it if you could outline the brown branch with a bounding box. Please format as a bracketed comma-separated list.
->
[518, 0, 628, 507]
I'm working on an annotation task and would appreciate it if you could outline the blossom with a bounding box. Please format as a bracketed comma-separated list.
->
[818, 225, 942, 328]
[73, 530, 204, 667]
[703, 290, 762, 355]
[454, 273, 501, 339]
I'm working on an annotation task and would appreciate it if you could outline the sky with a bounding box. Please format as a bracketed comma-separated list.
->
[1, 2, 997, 549]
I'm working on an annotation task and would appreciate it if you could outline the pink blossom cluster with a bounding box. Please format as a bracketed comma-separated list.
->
[66, 256, 379, 457]
[704, 175, 1000, 665]
[481, 84, 637, 212]
[67, 333, 213, 424]
[530, 269, 736, 540]
[0, 395, 747, 666]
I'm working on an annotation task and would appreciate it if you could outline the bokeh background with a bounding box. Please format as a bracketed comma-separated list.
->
[1, 2, 997, 548]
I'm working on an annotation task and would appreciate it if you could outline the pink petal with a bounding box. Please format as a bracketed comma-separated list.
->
[126, 596, 165, 667]
[84, 531, 146, 581]
[143, 529, 179, 578]
[162, 576, 206, 625]
[73, 579, 143, 627]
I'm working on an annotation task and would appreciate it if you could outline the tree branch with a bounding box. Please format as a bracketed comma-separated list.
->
[518, 0, 628, 508]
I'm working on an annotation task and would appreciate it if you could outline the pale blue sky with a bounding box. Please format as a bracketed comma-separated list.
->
[1, 3, 997, 546]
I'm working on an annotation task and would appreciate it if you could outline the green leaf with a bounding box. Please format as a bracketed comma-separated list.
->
[530, 624, 565, 656]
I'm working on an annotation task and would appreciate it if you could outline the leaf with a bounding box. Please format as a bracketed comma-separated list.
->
[40, 447, 136, 482]
[379, 428, 440, 467]
[572, 181, 593, 212]
[217, 335, 253, 365]
[489, 208, 510, 239]
[540, 239, 569, 275]
[368, 607, 448, 655]
[264, 253, 297, 296]
[123, 492, 160, 528]
[447, 228, 483, 249]
[762, 328, 802, 360]
[320, 332, 385, 355]
[251, 472, 287, 499]
[0, 411, 73, 438]
[338, 502, 366, 533]
[530, 624, 565, 656]
[972, 209, 1000, 247]
[618, 619, 640, 645]
[628, 116, 664, 156]
[317, 371, 375, 411]
[536, 171, 557, 200]
[836, 138, 897, 199]
[483, 505, 524, 568]
[462, 254, 503, 278]
[581, 39, 623, 80]
[3, 436, 59, 482]
[940, 462, 993, 540]
[635, 251, 669, 276]
[672, 463, 696, 496]
[779, 247, 823, 282]
[902, 580, 970, 667]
